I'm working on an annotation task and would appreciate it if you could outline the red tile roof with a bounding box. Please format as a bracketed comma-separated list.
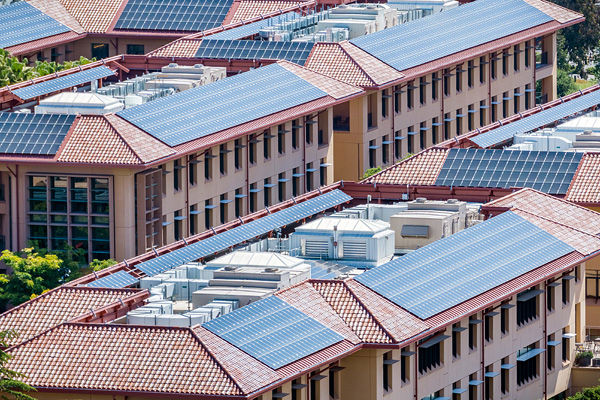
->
[363, 148, 449, 185]
[7, 323, 243, 396]
[523, 0, 583, 23]
[148, 39, 203, 58]
[305, 42, 404, 88]
[57, 115, 174, 165]
[27, 0, 84, 34]
[5, 31, 84, 56]
[58, 0, 126, 33]
[0, 287, 145, 347]
[227, 0, 300, 24]
[566, 152, 600, 205]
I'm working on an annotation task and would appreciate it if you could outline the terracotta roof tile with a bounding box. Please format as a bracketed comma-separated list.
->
[57, 115, 174, 165]
[275, 340, 358, 377]
[345, 280, 429, 342]
[305, 42, 403, 88]
[566, 152, 600, 205]
[485, 188, 600, 235]
[0, 287, 142, 347]
[278, 60, 363, 100]
[7, 323, 242, 396]
[5, 31, 83, 56]
[310, 280, 393, 343]
[363, 148, 449, 185]
[58, 0, 126, 33]
[522, 0, 583, 24]
[229, 0, 299, 23]
[148, 39, 203, 58]
[27, 0, 84, 34]
[276, 282, 362, 344]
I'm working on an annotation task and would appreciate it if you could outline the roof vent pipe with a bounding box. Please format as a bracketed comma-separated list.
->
[415, 197, 427, 203]
[447, 199, 459, 204]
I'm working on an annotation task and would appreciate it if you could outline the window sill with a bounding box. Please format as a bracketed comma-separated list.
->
[516, 376, 540, 391]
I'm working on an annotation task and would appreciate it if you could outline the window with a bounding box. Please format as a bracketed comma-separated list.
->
[480, 101, 487, 127]
[329, 367, 339, 399]
[408, 126, 414, 154]
[305, 119, 313, 145]
[382, 89, 390, 117]
[491, 52, 497, 79]
[278, 124, 286, 154]
[249, 183, 257, 213]
[514, 89, 520, 114]
[468, 60, 474, 88]
[291, 379, 302, 400]
[219, 144, 228, 175]
[502, 92, 509, 119]
[547, 334, 555, 370]
[443, 69, 450, 96]
[173, 160, 183, 191]
[292, 168, 300, 197]
[394, 85, 401, 113]
[369, 139, 377, 168]
[576, 265, 581, 282]
[468, 105, 474, 131]
[452, 382, 463, 400]
[501, 304, 509, 335]
[189, 204, 198, 235]
[444, 114, 450, 141]
[401, 347, 410, 382]
[456, 64, 463, 92]
[479, 56, 486, 83]
[188, 155, 197, 185]
[513, 44, 520, 71]
[418, 335, 442, 374]
[219, 194, 228, 224]
[264, 178, 272, 207]
[382, 135, 390, 165]
[485, 365, 494, 400]
[204, 200, 212, 229]
[491, 96, 498, 122]
[126, 44, 144, 54]
[263, 131, 271, 160]
[234, 139, 242, 170]
[204, 151, 213, 180]
[432, 73, 439, 100]
[395, 131, 402, 159]
[547, 283, 555, 311]
[562, 328, 570, 362]
[383, 351, 393, 391]
[292, 120, 300, 149]
[452, 323, 462, 358]
[484, 311, 494, 342]
[50, 47, 60, 62]
[310, 376, 320, 400]
[368, 93, 378, 128]
[562, 276, 571, 305]
[235, 188, 243, 218]
[320, 159, 327, 187]
[306, 163, 314, 192]
[91, 43, 109, 59]
[419, 122, 426, 150]
[407, 81, 415, 109]
[517, 343, 540, 386]
[174, 210, 182, 241]
[419, 77, 426, 105]
[469, 373, 478, 400]
[432, 118, 439, 145]
[517, 288, 539, 326]
[501, 357, 509, 394]
[456, 109, 462, 136]
[278, 173, 286, 202]
[249, 134, 257, 164]
[469, 315, 479, 350]
[525, 40, 531, 68]
[502, 49, 508, 75]
[525, 84, 531, 109]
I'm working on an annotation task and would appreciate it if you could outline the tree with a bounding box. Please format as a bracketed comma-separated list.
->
[0, 249, 69, 310]
[567, 385, 600, 399]
[361, 167, 382, 180]
[550, 0, 600, 76]
[557, 68, 577, 97]
[89, 258, 117, 272]
[0, 330, 36, 400]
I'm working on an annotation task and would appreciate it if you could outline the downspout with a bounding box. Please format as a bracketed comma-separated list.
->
[246, 137, 250, 213]
[414, 344, 418, 400]
[481, 312, 485, 399]
[532, 40, 537, 107]
[488, 52, 493, 125]
[543, 282, 548, 400]
[185, 157, 190, 237]
[303, 117, 307, 192]
[6, 165, 18, 251]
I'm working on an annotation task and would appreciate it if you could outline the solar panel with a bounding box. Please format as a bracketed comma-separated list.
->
[434, 149, 582, 195]
[114, 0, 234, 32]
[0, 2, 71, 49]
[12, 66, 116, 100]
[0, 113, 75, 155]
[117, 63, 325, 146]
[207, 12, 300, 40]
[350, 0, 553, 72]
[135, 189, 351, 277]
[195, 40, 315, 65]
[203, 295, 343, 368]
[354, 211, 574, 319]
[85, 270, 139, 288]
[471, 89, 600, 147]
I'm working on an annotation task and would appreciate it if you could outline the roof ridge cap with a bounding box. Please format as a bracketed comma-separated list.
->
[104, 114, 153, 164]
[337, 42, 377, 85]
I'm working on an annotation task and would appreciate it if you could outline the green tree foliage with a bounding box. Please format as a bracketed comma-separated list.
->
[0, 49, 95, 87]
[551, 0, 600, 75]
[557, 68, 578, 97]
[0, 248, 69, 309]
[568, 386, 600, 400]
[361, 167, 382, 180]
[89, 258, 117, 272]
[0, 330, 35, 400]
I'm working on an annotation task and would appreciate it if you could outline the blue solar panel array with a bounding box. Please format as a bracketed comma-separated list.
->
[434, 149, 583, 195]
[471, 89, 600, 148]
[114, 0, 234, 32]
[85, 270, 139, 289]
[354, 211, 574, 319]
[118, 63, 325, 146]
[350, 0, 553, 72]
[203, 295, 344, 368]
[195, 40, 315, 65]
[207, 12, 300, 40]
[0, 113, 75, 155]
[0, 2, 71, 49]
[12, 66, 115, 100]
[135, 189, 351, 277]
